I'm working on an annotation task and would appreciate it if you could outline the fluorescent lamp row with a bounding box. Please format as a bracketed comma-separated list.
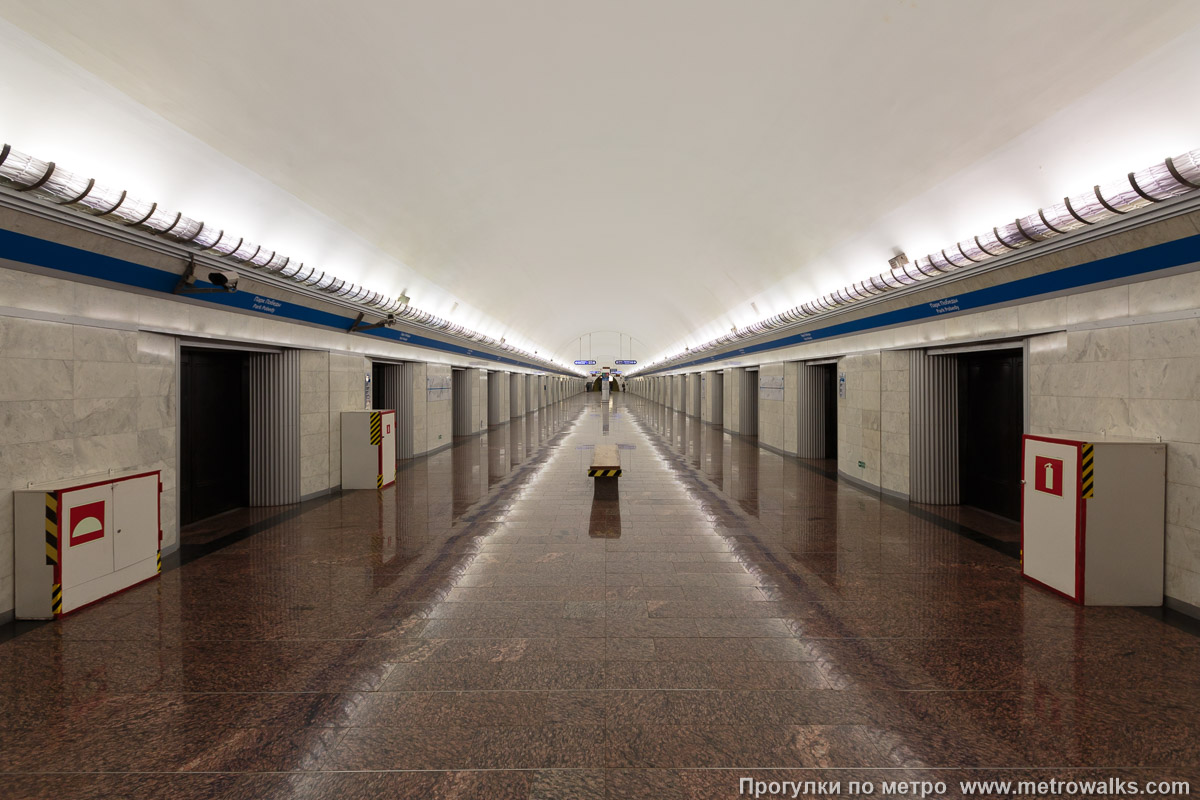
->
[639, 148, 1200, 373]
[0, 143, 557, 370]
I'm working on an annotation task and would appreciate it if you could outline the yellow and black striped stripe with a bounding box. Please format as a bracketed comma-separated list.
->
[157, 550, 162, 574]
[44, 492, 59, 567]
[51, 583, 62, 615]
[377, 472, 385, 489]
[588, 468, 622, 478]
[369, 411, 382, 445]
[1081, 443, 1095, 499]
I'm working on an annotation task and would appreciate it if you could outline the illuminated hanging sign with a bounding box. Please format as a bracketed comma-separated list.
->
[615, 360, 637, 365]
[574, 360, 596, 365]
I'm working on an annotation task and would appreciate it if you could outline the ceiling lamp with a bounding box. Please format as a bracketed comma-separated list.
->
[645, 148, 1200, 371]
[0, 143, 559, 370]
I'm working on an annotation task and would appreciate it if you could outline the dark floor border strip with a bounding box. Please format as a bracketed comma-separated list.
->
[882, 496, 1021, 559]
[767, 432, 1022, 559]
[655, 400, 1018, 558]
[3, 498, 343, 643]
[1140, 599, 1200, 635]
[2, 408, 584, 643]
[177, 492, 343, 566]
[646, 398, 1197, 636]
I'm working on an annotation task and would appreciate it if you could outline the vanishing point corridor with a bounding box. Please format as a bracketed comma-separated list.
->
[1, 393, 1197, 798]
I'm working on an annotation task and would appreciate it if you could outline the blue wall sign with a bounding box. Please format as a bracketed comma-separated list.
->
[0, 228, 579, 376]
[636, 233, 1200, 375]
[574, 359, 597, 365]
[615, 359, 637, 364]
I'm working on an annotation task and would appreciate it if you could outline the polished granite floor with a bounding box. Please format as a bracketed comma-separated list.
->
[1, 393, 1198, 799]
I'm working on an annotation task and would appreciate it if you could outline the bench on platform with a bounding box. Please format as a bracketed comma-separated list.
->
[588, 444, 622, 478]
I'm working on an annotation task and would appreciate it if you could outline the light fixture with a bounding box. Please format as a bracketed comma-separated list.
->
[648, 147, 1200, 369]
[0, 143, 565, 372]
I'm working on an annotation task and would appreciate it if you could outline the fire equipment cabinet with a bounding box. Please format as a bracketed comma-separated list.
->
[1021, 435, 1166, 606]
[341, 410, 397, 489]
[14, 470, 162, 619]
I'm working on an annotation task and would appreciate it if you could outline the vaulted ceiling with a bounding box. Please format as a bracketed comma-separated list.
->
[2, 0, 1198, 368]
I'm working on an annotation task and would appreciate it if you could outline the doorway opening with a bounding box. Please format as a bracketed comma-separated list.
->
[452, 368, 473, 436]
[707, 371, 724, 427]
[741, 368, 759, 437]
[180, 348, 249, 525]
[798, 361, 838, 460]
[372, 360, 415, 459]
[958, 349, 1024, 521]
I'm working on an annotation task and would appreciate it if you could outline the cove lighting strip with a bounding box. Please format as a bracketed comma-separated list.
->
[640, 148, 1200, 374]
[0, 143, 562, 371]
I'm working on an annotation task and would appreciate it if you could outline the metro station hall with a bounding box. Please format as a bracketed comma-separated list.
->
[3, 3, 1200, 799]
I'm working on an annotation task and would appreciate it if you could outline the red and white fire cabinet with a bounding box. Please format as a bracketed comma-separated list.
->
[1021, 435, 1166, 606]
[14, 470, 162, 619]
[341, 410, 397, 489]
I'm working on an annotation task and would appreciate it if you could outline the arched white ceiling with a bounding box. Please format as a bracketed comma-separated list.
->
[2, 0, 1200, 369]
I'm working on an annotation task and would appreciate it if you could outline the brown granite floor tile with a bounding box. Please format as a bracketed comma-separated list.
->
[324, 723, 604, 770]
[3, 394, 1200, 796]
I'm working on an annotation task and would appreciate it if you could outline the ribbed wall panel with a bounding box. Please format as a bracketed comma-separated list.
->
[487, 372, 501, 425]
[526, 375, 536, 412]
[399, 363, 414, 458]
[510, 373, 521, 418]
[709, 372, 723, 426]
[910, 350, 960, 504]
[452, 369, 472, 434]
[249, 350, 300, 506]
[797, 364, 828, 458]
[741, 370, 759, 436]
[376, 363, 414, 459]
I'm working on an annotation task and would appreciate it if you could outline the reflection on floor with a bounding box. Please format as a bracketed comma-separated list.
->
[1, 394, 1198, 799]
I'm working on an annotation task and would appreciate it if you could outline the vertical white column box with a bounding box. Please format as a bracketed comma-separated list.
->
[1021, 435, 1166, 606]
[14, 470, 162, 619]
[341, 410, 396, 489]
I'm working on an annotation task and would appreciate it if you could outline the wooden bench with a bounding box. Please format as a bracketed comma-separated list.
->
[588, 444, 622, 478]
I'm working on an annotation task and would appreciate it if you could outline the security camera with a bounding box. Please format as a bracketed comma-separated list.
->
[207, 270, 239, 292]
[173, 257, 242, 296]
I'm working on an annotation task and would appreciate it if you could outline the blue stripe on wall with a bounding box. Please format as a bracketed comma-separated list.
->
[643, 233, 1200, 375]
[0, 227, 571, 375]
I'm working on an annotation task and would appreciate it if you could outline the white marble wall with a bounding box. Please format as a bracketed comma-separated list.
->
[511, 372, 525, 418]
[1026, 269, 1200, 609]
[299, 350, 330, 498]
[0, 320, 177, 617]
[838, 352, 882, 488]
[880, 350, 910, 497]
[424, 364, 452, 452]
[757, 363, 787, 451]
[328, 353, 369, 488]
[411, 362, 429, 456]
[476, 370, 488, 431]
[496, 372, 511, 422]
[783, 364, 799, 456]
[724, 369, 741, 433]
